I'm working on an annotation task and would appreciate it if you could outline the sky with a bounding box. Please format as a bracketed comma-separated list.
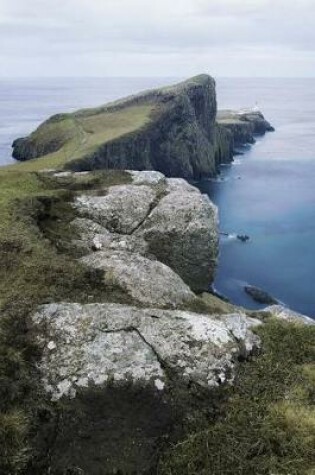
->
[1, 0, 315, 78]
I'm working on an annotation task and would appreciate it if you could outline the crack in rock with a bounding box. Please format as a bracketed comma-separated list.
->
[32, 303, 262, 401]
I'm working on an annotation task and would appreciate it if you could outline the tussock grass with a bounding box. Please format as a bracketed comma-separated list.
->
[159, 320, 315, 475]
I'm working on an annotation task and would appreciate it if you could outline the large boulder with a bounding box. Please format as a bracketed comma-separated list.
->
[74, 184, 157, 234]
[32, 302, 261, 401]
[135, 178, 219, 291]
[80, 251, 196, 307]
[73, 172, 219, 293]
[30, 302, 261, 473]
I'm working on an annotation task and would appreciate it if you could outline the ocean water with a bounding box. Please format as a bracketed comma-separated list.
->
[0, 77, 314, 317]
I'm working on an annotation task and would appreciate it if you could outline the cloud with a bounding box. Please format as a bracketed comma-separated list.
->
[0, 0, 315, 77]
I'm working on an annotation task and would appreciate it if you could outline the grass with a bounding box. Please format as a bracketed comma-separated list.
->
[9, 104, 154, 172]
[159, 319, 315, 475]
[0, 168, 132, 472]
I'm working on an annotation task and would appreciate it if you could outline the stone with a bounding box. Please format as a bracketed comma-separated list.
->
[73, 184, 157, 234]
[31, 302, 262, 401]
[80, 250, 196, 307]
[128, 170, 165, 185]
[244, 285, 279, 305]
[71, 217, 148, 255]
[135, 178, 219, 291]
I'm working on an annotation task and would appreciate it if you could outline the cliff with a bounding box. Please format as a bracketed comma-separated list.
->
[11, 75, 273, 178]
[0, 168, 313, 475]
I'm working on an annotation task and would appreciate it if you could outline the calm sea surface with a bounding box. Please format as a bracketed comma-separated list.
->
[0, 77, 314, 317]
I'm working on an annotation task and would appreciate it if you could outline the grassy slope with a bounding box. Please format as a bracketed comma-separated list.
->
[159, 319, 315, 475]
[10, 103, 154, 172]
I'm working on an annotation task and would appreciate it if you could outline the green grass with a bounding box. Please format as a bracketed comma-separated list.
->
[159, 319, 315, 475]
[10, 104, 154, 172]
[0, 168, 132, 472]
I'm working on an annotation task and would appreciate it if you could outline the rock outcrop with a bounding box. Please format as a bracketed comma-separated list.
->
[32, 303, 262, 401]
[81, 251, 196, 308]
[25, 169, 264, 473]
[244, 285, 279, 305]
[73, 170, 219, 293]
[216, 109, 274, 160]
[12, 75, 274, 179]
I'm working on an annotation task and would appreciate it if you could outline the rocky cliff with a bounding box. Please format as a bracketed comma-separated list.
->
[12, 75, 273, 178]
[0, 166, 313, 474]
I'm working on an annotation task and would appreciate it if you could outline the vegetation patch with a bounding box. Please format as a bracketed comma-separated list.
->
[159, 319, 315, 475]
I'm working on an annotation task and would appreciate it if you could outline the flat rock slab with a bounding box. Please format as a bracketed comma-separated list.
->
[74, 184, 157, 234]
[32, 303, 261, 401]
[80, 251, 196, 307]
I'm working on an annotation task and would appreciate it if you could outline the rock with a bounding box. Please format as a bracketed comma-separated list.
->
[128, 170, 165, 185]
[263, 305, 315, 325]
[216, 109, 274, 152]
[31, 302, 262, 401]
[72, 173, 219, 292]
[71, 217, 148, 255]
[80, 251, 196, 307]
[135, 178, 219, 291]
[237, 234, 250, 242]
[244, 285, 279, 305]
[73, 184, 157, 234]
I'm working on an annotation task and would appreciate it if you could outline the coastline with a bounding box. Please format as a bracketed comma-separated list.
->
[0, 75, 314, 474]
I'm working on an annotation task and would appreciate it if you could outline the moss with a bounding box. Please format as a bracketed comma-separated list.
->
[159, 320, 315, 475]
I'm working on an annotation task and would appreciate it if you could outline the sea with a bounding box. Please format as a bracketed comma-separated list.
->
[0, 77, 314, 318]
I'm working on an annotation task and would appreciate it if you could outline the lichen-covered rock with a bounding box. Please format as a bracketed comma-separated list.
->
[135, 178, 219, 291]
[128, 170, 165, 185]
[72, 172, 219, 292]
[31, 302, 262, 401]
[72, 217, 148, 254]
[263, 305, 315, 325]
[73, 184, 157, 234]
[80, 251, 196, 307]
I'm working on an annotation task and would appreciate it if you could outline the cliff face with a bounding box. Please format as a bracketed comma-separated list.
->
[12, 75, 219, 179]
[12, 75, 274, 178]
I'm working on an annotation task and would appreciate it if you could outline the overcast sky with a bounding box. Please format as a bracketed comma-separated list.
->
[1, 0, 315, 78]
